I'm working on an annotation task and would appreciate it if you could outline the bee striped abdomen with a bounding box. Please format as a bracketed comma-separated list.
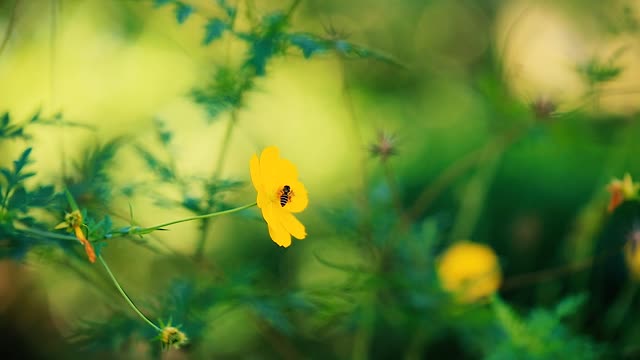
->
[280, 185, 291, 207]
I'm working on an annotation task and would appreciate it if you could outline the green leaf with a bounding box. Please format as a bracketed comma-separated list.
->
[216, 0, 236, 18]
[134, 145, 175, 181]
[203, 18, 227, 45]
[288, 33, 327, 58]
[0, 168, 12, 185]
[2, 148, 35, 187]
[174, 2, 193, 24]
[87, 214, 113, 240]
[1, 112, 8, 127]
[6, 186, 55, 213]
[154, 118, 172, 146]
[154, 0, 173, 7]
[554, 293, 587, 319]
[191, 66, 254, 119]
[29, 109, 41, 123]
[333, 40, 406, 68]
[64, 187, 80, 212]
[13, 148, 33, 177]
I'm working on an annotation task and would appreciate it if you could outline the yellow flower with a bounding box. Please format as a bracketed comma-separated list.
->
[437, 241, 501, 303]
[250, 146, 308, 247]
[159, 326, 188, 350]
[54, 210, 96, 263]
[607, 173, 640, 213]
[625, 231, 640, 281]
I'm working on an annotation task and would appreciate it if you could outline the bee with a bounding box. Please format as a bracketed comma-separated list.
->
[280, 185, 292, 207]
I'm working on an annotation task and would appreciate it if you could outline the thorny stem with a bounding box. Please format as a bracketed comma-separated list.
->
[98, 255, 162, 332]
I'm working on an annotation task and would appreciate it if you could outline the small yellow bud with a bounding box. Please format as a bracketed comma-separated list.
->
[160, 326, 188, 350]
[54, 210, 83, 230]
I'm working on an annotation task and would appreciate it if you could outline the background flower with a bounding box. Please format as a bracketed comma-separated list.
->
[437, 241, 502, 303]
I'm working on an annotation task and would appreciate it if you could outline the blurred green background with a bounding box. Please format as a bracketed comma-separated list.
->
[2, 0, 640, 358]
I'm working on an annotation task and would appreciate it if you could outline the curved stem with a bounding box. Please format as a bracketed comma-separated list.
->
[98, 255, 161, 332]
[17, 203, 256, 242]
[131, 202, 256, 236]
[285, 0, 302, 20]
[0, 0, 19, 58]
[18, 226, 78, 241]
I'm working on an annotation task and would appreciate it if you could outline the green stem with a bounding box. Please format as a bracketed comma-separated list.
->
[0, 0, 19, 58]
[409, 125, 527, 219]
[194, 218, 210, 260]
[1, 185, 13, 214]
[285, 0, 302, 20]
[212, 109, 238, 180]
[196, 110, 240, 258]
[132, 202, 256, 237]
[17, 203, 256, 242]
[98, 255, 161, 332]
[18, 226, 78, 241]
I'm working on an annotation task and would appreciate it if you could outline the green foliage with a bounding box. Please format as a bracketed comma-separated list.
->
[203, 18, 228, 45]
[173, 2, 192, 24]
[578, 49, 625, 86]
[1, 147, 35, 190]
[0, 148, 59, 221]
[162, 0, 402, 121]
[68, 315, 152, 352]
[191, 66, 254, 119]
[4, 1, 640, 359]
[489, 295, 603, 360]
[65, 139, 123, 211]
[0, 112, 27, 139]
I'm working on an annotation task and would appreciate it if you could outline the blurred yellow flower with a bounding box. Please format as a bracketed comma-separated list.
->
[250, 146, 308, 247]
[625, 241, 640, 281]
[437, 241, 501, 303]
[54, 210, 96, 263]
[607, 173, 639, 213]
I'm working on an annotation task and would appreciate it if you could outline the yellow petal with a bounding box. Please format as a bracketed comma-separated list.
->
[278, 209, 306, 239]
[272, 158, 299, 190]
[286, 180, 308, 213]
[257, 191, 270, 209]
[54, 222, 70, 230]
[260, 146, 280, 193]
[260, 202, 276, 224]
[249, 154, 262, 193]
[268, 222, 291, 247]
[259, 146, 301, 196]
